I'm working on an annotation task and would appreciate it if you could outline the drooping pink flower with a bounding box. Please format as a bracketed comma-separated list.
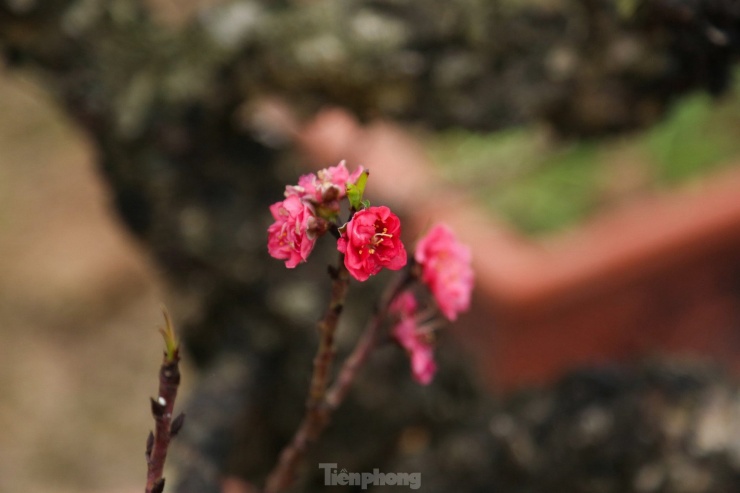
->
[337, 206, 407, 281]
[390, 291, 437, 385]
[267, 195, 319, 268]
[414, 224, 473, 321]
[317, 160, 365, 199]
[285, 161, 365, 205]
[285, 172, 321, 203]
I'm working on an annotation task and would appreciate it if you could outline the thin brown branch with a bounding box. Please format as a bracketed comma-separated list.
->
[322, 311, 381, 412]
[324, 270, 412, 411]
[263, 254, 350, 493]
[264, 266, 412, 493]
[307, 261, 349, 409]
[146, 311, 184, 493]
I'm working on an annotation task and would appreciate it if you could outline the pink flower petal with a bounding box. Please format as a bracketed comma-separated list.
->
[267, 195, 318, 268]
[390, 291, 437, 385]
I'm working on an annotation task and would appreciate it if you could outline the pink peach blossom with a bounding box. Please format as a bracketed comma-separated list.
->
[414, 224, 473, 321]
[317, 160, 365, 198]
[285, 161, 364, 204]
[337, 206, 407, 281]
[267, 195, 319, 268]
[285, 172, 321, 203]
[390, 291, 437, 385]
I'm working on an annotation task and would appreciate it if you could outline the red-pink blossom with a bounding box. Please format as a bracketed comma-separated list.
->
[390, 291, 437, 385]
[267, 195, 319, 268]
[337, 206, 407, 281]
[414, 224, 473, 321]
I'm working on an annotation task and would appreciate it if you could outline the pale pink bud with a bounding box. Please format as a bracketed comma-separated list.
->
[390, 291, 437, 385]
[285, 161, 365, 205]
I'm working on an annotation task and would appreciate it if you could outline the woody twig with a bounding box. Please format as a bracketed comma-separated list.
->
[145, 308, 185, 493]
[263, 254, 350, 493]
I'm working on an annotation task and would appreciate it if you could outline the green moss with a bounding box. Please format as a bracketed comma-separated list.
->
[645, 93, 740, 186]
[484, 143, 602, 235]
[426, 129, 612, 235]
[428, 128, 540, 186]
[425, 82, 740, 237]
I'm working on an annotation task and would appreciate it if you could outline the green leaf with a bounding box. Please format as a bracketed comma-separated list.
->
[159, 306, 179, 363]
[346, 170, 369, 210]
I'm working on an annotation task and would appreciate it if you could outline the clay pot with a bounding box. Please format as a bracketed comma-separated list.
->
[298, 110, 740, 392]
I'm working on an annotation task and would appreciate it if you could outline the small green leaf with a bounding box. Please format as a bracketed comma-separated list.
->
[346, 170, 369, 210]
[159, 306, 179, 363]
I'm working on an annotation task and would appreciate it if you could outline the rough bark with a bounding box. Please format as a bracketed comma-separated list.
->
[2, 1, 740, 492]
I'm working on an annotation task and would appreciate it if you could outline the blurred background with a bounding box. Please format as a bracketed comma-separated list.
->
[0, 2, 209, 491]
[0, 73, 177, 493]
[1, 0, 740, 492]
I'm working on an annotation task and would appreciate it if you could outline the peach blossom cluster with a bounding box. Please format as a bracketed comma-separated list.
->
[267, 162, 474, 385]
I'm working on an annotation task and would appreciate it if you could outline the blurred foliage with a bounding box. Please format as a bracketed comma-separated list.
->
[426, 73, 740, 237]
[647, 93, 740, 185]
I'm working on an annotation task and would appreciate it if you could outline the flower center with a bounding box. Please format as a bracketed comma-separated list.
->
[368, 227, 392, 254]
